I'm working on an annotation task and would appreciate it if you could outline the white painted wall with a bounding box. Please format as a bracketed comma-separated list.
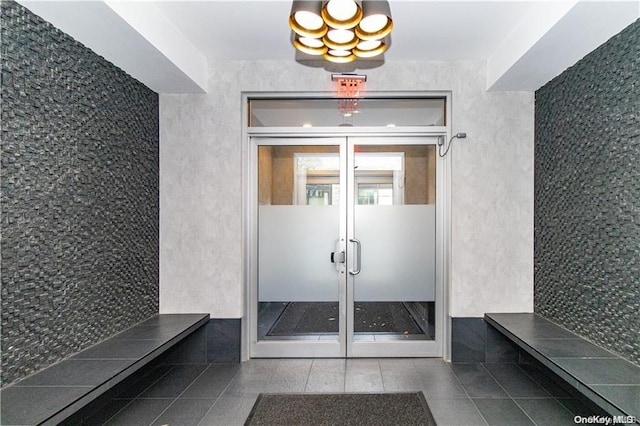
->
[159, 60, 534, 318]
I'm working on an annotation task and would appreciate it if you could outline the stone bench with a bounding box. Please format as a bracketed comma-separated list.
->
[485, 312, 639, 420]
[0, 313, 209, 425]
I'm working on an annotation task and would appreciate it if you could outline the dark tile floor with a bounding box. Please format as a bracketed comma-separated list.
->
[97, 359, 598, 426]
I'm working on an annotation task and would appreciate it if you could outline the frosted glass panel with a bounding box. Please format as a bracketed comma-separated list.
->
[354, 205, 435, 302]
[259, 205, 339, 301]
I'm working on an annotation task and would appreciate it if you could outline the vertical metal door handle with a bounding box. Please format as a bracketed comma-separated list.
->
[349, 238, 361, 275]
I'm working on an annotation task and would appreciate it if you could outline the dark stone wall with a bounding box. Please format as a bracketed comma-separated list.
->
[1, 1, 159, 385]
[534, 19, 639, 364]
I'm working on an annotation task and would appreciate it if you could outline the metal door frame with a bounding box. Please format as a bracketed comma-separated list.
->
[248, 136, 347, 358]
[242, 91, 452, 361]
[345, 136, 444, 357]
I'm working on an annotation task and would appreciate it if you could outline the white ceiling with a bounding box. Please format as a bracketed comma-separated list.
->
[18, 0, 640, 93]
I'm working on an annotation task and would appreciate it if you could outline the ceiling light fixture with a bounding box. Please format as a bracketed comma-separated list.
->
[289, 0, 393, 64]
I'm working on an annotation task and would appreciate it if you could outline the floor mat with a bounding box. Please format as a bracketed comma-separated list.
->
[244, 392, 437, 426]
[266, 302, 423, 335]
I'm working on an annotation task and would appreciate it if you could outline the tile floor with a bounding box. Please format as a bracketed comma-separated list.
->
[95, 358, 597, 425]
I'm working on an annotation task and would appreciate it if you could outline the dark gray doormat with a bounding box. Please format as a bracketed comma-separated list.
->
[244, 392, 437, 425]
[267, 302, 423, 335]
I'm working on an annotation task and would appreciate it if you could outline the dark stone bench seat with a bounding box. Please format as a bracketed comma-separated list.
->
[0, 313, 209, 426]
[485, 313, 639, 420]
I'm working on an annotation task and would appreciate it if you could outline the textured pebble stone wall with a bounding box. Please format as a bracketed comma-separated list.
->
[534, 19, 639, 365]
[1, 1, 159, 385]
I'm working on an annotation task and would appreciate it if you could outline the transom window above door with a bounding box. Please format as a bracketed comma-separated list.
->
[249, 98, 446, 128]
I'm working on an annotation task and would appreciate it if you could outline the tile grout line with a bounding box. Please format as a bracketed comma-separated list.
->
[302, 359, 314, 393]
[102, 399, 137, 425]
[480, 363, 538, 426]
[342, 359, 347, 393]
[447, 363, 489, 426]
[145, 364, 211, 426]
[378, 359, 387, 392]
[196, 364, 244, 426]
[513, 362, 576, 418]
[264, 359, 282, 394]
[102, 364, 178, 425]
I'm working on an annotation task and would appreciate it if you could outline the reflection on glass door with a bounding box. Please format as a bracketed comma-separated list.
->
[347, 142, 437, 357]
[252, 137, 441, 358]
[255, 143, 346, 358]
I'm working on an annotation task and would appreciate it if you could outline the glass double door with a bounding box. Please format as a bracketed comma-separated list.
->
[252, 136, 441, 358]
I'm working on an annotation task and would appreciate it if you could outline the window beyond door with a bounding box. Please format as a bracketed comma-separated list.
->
[292, 152, 406, 206]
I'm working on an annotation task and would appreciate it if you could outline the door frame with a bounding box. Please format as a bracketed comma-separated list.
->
[242, 92, 453, 361]
[249, 136, 347, 358]
[346, 136, 444, 358]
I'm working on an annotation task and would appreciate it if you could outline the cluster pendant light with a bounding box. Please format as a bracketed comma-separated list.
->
[289, 0, 393, 63]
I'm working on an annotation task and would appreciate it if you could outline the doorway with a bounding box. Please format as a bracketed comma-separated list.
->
[249, 136, 444, 358]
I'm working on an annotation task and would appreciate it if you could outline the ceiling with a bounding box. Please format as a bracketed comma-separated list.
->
[18, 0, 640, 93]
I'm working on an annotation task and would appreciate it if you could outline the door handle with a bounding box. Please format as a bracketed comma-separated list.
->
[349, 238, 361, 275]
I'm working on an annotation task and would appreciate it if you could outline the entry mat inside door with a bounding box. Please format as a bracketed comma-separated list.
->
[244, 392, 437, 425]
[265, 302, 424, 336]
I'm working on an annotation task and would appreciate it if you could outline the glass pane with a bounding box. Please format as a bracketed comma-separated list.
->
[257, 145, 341, 341]
[358, 183, 393, 205]
[353, 145, 436, 340]
[306, 184, 334, 205]
[250, 98, 445, 127]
